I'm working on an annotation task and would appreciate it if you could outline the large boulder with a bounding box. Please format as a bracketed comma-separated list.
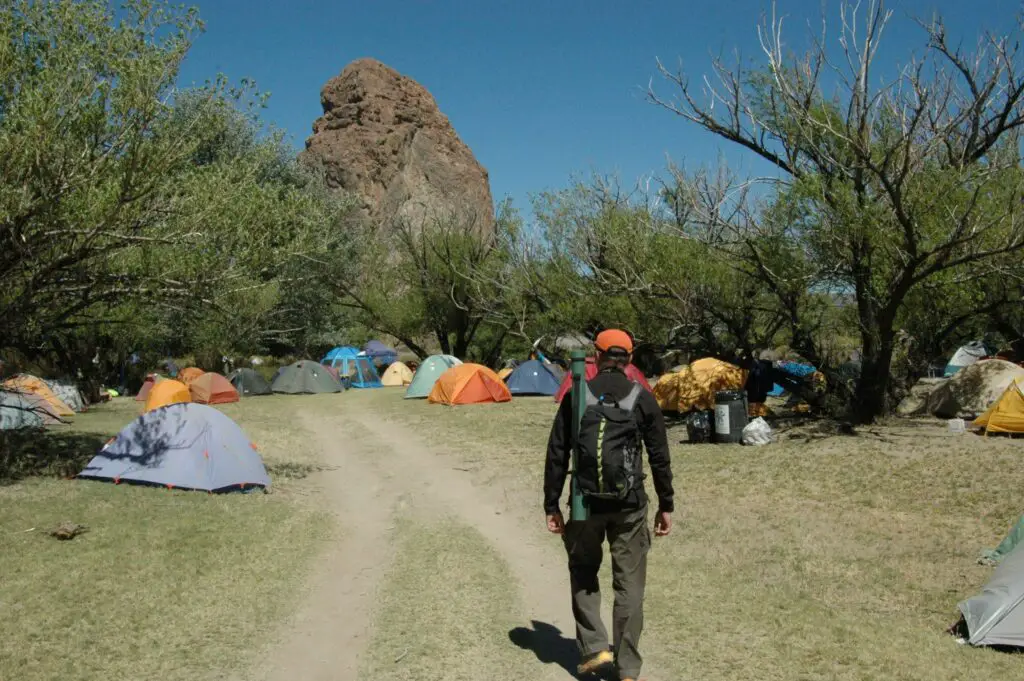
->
[896, 377, 947, 417]
[926, 359, 1024, 419]
[302, 58, 494, 231]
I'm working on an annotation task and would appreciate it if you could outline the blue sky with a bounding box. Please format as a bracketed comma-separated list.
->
[177, 0, 1021, 214]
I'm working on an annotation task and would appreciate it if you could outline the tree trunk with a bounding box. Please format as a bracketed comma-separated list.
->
[852, 314, 896, 424]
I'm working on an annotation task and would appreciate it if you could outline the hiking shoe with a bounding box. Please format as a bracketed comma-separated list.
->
[576, 650, 614, 676]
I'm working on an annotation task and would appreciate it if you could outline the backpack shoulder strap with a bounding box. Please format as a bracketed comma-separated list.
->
[618, 382, 645, 412]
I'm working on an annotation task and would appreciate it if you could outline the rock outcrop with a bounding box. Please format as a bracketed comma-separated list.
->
[302, 58, 494, 231]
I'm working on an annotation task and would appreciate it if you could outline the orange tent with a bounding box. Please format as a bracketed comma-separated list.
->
[189, 373, 240, 405]
[3, 374, 74, 417]
[428, 364, 512, 405]
[135, 374, 161, 402]
[177, 367, 205, 386]
[144, 379, 191, 413]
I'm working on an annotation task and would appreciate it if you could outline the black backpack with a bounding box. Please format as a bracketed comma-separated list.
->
[575, 382, 645, 501]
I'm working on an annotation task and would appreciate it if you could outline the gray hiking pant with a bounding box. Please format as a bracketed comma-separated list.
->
[563, 504, 650, 679]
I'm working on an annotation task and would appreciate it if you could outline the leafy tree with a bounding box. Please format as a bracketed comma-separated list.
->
[650, 1, 1024, 421]
[0, 0, 357, 378]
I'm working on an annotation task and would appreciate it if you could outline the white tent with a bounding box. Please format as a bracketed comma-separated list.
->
[0, 391, 46, 430]
[944, 341, 989, 377]
[45, 379, 86, 412]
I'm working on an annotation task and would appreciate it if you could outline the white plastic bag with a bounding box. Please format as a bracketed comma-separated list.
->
[742, 417, 773, 446]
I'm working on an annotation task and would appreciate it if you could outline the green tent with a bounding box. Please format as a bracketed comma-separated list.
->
[404, 355, 462, 399]
[980, 514, 1024, 565]
[228, 368, 272, 396]
[271, 361, 343, 395]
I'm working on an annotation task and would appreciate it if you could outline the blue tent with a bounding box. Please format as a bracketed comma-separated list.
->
[322, 346, 381, 388]
[364, 340, 398, 365]
[506, 359, 565, 396]
[322, 346, 361, 365]
[78, 403, 270, 492]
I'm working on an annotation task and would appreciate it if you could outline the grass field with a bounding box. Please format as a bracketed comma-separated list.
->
[0, 397, 333, 681]
[3, 387, 1024, 681]
[362, 388, 1024, 681]
[361, 518, 525, 681]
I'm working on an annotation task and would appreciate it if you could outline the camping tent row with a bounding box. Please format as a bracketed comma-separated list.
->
[401, 355, 508, 405]
[141, 372, 244, 413]
[402, 355, 648, 405]
[0, 374, 88, 430]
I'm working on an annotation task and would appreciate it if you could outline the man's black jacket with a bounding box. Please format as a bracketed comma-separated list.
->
[544, 367, 674, 515]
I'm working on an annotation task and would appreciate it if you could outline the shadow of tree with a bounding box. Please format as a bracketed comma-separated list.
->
[263, 460, 329, 480]
[0, 429, 108, 483]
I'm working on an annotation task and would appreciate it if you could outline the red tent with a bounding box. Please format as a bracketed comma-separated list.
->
[553, 358, 653, 403]
[135, 374, 159, 402]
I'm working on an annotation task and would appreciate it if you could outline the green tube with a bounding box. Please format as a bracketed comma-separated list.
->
[569, 349, 589, 522]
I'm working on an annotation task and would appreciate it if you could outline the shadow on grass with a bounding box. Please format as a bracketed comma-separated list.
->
[508, 620, 578, 678]
[0, 429, 106, 483]
[263, 460, 330, 480]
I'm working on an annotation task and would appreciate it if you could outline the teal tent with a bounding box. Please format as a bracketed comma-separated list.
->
[322, 346, 381, 389]
[980, 514, 1024, 565]
[405, 355, 462, 399]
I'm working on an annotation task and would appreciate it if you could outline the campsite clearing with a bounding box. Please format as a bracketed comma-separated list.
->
[0, 397, 332, 681]
[2, 391, 1024, 681]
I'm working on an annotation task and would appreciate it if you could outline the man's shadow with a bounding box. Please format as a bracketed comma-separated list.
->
[508, 620, 578, 678]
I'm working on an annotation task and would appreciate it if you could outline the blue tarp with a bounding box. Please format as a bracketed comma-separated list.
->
[505, 359, 564, 396]
[770, 361, 817, 396]
[78, 403, 270, 492]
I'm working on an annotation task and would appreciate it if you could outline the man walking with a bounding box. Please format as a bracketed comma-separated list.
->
[544, 329, 674, 681]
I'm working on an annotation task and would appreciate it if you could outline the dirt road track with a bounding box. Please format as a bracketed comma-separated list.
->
[249, 399, 591, 681]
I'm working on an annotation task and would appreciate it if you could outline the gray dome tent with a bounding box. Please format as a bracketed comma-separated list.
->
[78, 403, 270, 492]
[227, 368, 272, 396]
[271, 361, 343, 394]
[958, 542, 1024, 646]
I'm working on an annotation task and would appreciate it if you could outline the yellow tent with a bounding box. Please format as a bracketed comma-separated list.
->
[497, 367, 514, 381]
[974, 379, 1024, 435]
[653, 358, 747, 413]
[3, 374, 75, 417]
[381, 361, 415, 387]
[144, 380, 191, 413]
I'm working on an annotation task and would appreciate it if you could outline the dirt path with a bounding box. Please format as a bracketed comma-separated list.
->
[247, 408, 400, 681]
[250, 398, 660, 681]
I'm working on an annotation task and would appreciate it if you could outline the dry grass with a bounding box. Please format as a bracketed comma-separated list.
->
[0, 395, 333, 681]
[361, 517, 528, 681]
[360, 389, 1024, 680]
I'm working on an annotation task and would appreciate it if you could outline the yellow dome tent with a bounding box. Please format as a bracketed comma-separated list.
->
[653, 358, 747, 413]
[974, 379, 1024, 435]
[144, 379, 191, 413]
[3, 374, 74, 417]
[381, 361, 414, 387]
[497, 367, 514, 381]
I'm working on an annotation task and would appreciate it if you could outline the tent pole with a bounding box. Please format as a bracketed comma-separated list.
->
[569, 350, 589, 522]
